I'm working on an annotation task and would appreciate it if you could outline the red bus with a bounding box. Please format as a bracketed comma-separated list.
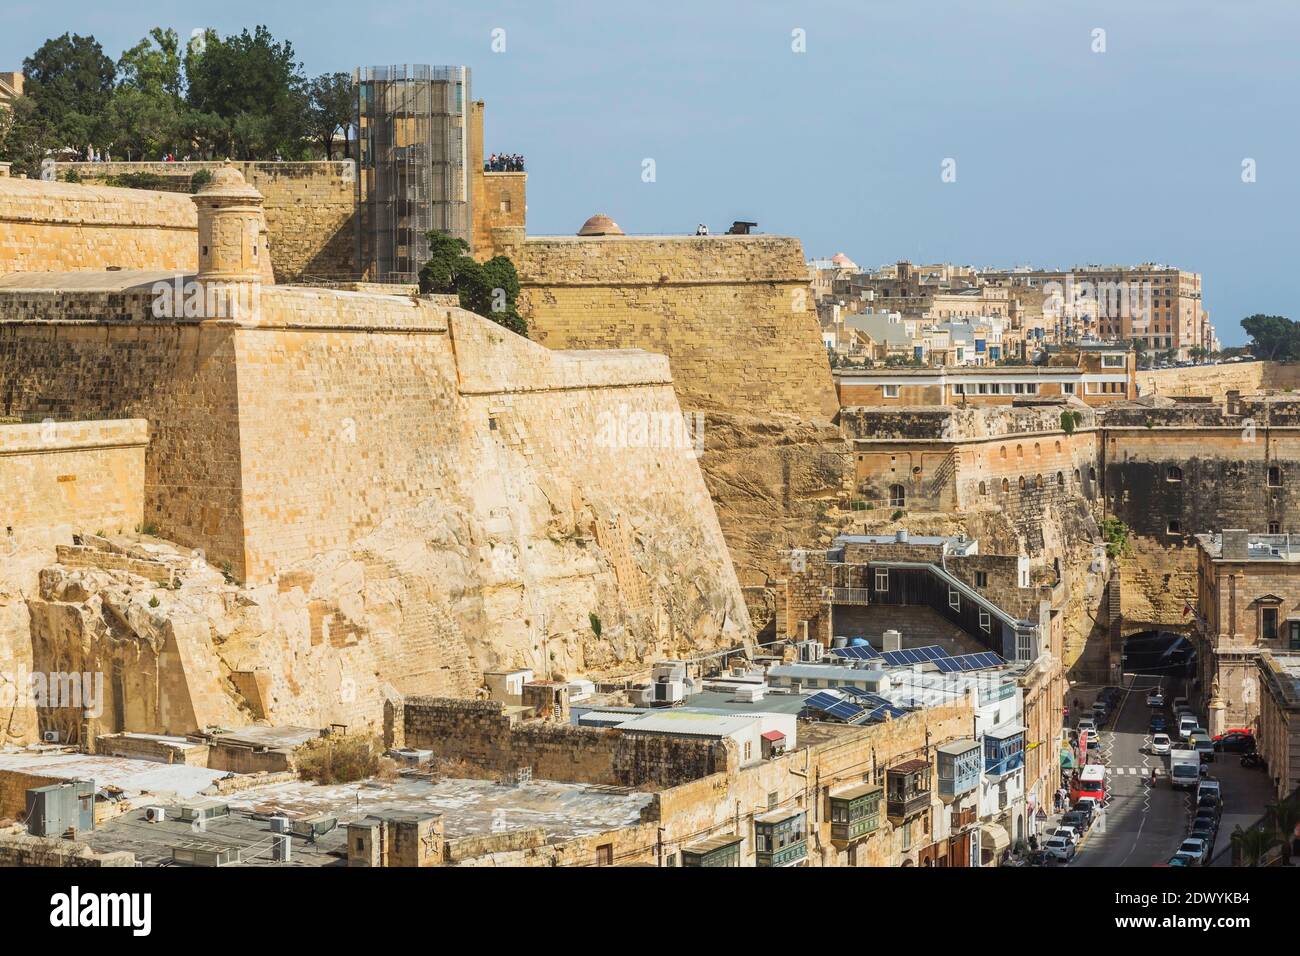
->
[1069, 764, 1106, 804]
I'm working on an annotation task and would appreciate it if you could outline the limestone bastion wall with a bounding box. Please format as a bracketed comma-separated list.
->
[501, 231, 851, 585]
[0, 288, 751, 739]
[0, 178, 196, 273]
[0, 419, 147, 540]
[0, 420, 148, 745]
[56, 161, 356, 283]
[1138, 361, 1300, 400]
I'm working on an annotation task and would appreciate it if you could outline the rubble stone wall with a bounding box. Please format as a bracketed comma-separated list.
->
[402, 696, 735, 788]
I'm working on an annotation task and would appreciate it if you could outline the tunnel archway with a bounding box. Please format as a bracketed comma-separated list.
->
[1121, 629, 1196, 677]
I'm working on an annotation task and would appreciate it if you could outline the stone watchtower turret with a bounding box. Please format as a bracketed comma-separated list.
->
[192, 163, 273, 287]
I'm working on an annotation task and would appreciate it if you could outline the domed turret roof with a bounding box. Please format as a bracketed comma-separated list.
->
[195, 162, 263, 201]
[577, 213, 624, 237]
[830, 252, 857, 268]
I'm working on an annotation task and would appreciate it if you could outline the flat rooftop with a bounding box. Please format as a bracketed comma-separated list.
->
[0, 270, 185, 292]
[85, 773, 656, 867]
[834, 533, 979, 555]
[681, 690, 810, 716]
[0, 750, 228, 800]
[1196, 533, 1300, 562]
[616, 710, 757, 738]
[206, 726, 323, 750]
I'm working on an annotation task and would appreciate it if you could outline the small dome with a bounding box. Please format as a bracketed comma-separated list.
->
[831, 252, 857, 268]
[196, 162, 263, 200]
[577, 213, 624, 237]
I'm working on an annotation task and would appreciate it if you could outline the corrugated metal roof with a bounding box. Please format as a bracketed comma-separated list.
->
[617, 710, 757, 738]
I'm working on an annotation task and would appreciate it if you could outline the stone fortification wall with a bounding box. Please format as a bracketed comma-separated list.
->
[500, 230, 850, 583]
[1138, 361, 1300, 400]
[0, 285, 750, 739]
[56, 161, 356, 282]
[0, 178, 196, 273]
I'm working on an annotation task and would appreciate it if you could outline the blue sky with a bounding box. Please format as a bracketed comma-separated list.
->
[6, 0, 1296, 345]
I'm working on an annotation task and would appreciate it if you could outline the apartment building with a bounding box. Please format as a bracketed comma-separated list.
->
[981, 264, 1217, 359]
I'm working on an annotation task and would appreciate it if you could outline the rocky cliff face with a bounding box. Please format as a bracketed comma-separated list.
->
[15, 479, 750, 745]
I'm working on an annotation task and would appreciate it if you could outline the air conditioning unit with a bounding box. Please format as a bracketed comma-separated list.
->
[144, 807, 166, 823]
[270, 816, 290, 833]
[42, 731, 59, 744]
[652, 680, 685, 704]
[796, 640, 823, 663]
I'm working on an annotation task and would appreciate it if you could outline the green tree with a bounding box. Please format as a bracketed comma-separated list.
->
[308, 72, 353, 159]
[1229, 824, 1278, 867]
[184, 26, 309, 159]
[104, 86, 182, 160]
[0, 94, 55, 176]
[107, 29, 186, 159]
[417, 231, 474, 294]
[1241, 314, 1299, 362]
[1265, 794, 1300, 866]
[417, 231, 529, 337]
[1100, 516, 1130, 559]
[117, 28, 183, 98]
[22, 33, 116, 149]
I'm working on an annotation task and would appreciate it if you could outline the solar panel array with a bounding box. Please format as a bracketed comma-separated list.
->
[802, 692, 867, 722]
[933, 651, 1005, 673]
[827, 644, 883, 661]
[803, 689, 909, 724]
[879, 645, 949, 667]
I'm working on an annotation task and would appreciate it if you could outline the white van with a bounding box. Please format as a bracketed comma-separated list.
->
[1198, 779, 1222, 804]
[1178, 714, 1199, 741]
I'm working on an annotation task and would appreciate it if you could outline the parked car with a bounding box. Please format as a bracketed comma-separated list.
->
[1043, 836, 1076, 862]
[1192, 811, 1218, 839]
[1062, 810, 1090, 832]
[1053, 826, 1079, 847]
[1196, 794, 1221, 817]
[1177, 837, 1207, 865]
[1150, 713, 1168, 734]
[1168, 852, 1196, 866]
[1190, 734, 1216, 763]
[1086, 737, 1102, 757]
[1078, 717, 1097, 737]
[1150, 732, 1171, 755]
[1074, 796, 1100, 823]
[1146, 690, 1165, 707]
[1190, 823, 1216, 846]
[1214, 731, 1256, 753]
[1178, 715, 1199, 740]
[1197, 779, 1222, 805]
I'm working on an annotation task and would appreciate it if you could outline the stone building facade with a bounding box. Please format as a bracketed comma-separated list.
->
[1256, 651, 1300, 800]
[1192, 531, 1300, 733]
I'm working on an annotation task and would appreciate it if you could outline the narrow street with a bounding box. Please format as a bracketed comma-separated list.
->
[1063, 675, 1276, 867]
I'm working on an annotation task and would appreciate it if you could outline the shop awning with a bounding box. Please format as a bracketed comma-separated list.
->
[980, 823, 1011, 855]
